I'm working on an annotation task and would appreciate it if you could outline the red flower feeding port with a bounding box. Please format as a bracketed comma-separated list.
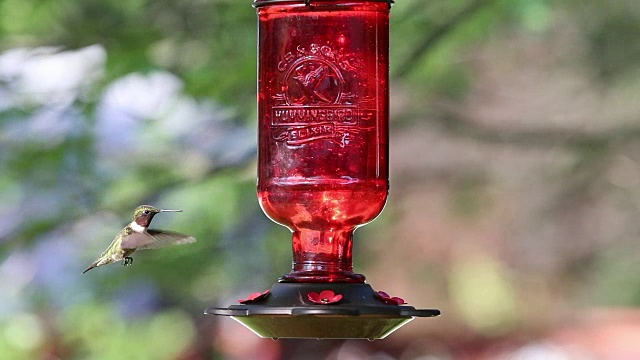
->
[238, 290, 271, 304]
[206, 0, 439, 340]
[375, 291, 407, 305]
[307, 290, 343, 305]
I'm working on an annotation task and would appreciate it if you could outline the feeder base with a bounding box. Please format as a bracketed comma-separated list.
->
[205, 282, 439, 340]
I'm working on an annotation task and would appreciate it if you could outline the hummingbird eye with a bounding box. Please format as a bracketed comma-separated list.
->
[143, 210, 150, 215]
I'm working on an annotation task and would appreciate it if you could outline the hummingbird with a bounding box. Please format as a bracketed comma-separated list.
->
[82, 205, 196, 274]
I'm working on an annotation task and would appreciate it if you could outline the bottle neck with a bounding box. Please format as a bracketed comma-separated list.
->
[279, 228, 365, 283]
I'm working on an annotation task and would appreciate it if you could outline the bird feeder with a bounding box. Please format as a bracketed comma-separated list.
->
[206, 0, 439, 340]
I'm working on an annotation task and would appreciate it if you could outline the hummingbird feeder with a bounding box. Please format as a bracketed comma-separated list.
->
[206, 0, 440, 340]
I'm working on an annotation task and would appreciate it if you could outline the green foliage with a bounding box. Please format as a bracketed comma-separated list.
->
[449, 174, 491, 220]
[60, 302, 196, 360]
[391, 0, 510, 93]
[0, 1, 258, 357]
[589, 248, 640, 307]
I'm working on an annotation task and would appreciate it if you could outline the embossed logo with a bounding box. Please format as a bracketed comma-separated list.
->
[272, 43, 374, 147]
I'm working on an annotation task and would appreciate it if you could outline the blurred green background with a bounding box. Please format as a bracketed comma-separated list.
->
[1, 0, 639, 359]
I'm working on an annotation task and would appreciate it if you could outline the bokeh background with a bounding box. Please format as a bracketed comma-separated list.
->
[1, 0, 640, 359]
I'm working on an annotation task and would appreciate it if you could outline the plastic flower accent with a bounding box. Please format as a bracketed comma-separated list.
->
[307, 290, 343, 305]
[238, 289, 271, 304]
[375, 291, 406, 305]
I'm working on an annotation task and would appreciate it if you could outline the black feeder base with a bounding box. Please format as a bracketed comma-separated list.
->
[205, 282, 440, 340]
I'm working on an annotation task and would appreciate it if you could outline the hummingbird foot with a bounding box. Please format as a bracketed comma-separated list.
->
[123, 257, 134, 266]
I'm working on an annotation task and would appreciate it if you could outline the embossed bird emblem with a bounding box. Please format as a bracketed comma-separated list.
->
[293, 64, 332, 104]
[82, 205, 196, 274]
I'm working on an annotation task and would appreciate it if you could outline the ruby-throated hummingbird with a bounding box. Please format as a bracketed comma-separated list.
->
[82, 205, 196, 274]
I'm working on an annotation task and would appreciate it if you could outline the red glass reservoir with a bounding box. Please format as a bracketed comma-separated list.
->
[256, 0, 391, 282]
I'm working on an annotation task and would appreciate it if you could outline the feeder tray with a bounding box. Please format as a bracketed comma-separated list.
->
[206, 282, 439, 340]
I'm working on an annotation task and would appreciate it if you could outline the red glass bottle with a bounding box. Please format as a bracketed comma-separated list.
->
[255, 0, 392, 282]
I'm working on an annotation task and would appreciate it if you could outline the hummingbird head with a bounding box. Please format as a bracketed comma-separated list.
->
[132, 205, 182, 228]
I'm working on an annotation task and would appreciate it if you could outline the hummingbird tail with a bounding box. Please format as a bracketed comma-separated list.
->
[82, 262, 99, 274]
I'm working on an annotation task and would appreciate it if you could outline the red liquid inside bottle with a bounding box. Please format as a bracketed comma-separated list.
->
[256, 0, 391, 282]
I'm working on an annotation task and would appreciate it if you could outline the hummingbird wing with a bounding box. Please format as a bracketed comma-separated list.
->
[121, 229, 196, 250]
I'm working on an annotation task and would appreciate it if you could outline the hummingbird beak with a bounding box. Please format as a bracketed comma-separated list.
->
[159, 209, 182, 213]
